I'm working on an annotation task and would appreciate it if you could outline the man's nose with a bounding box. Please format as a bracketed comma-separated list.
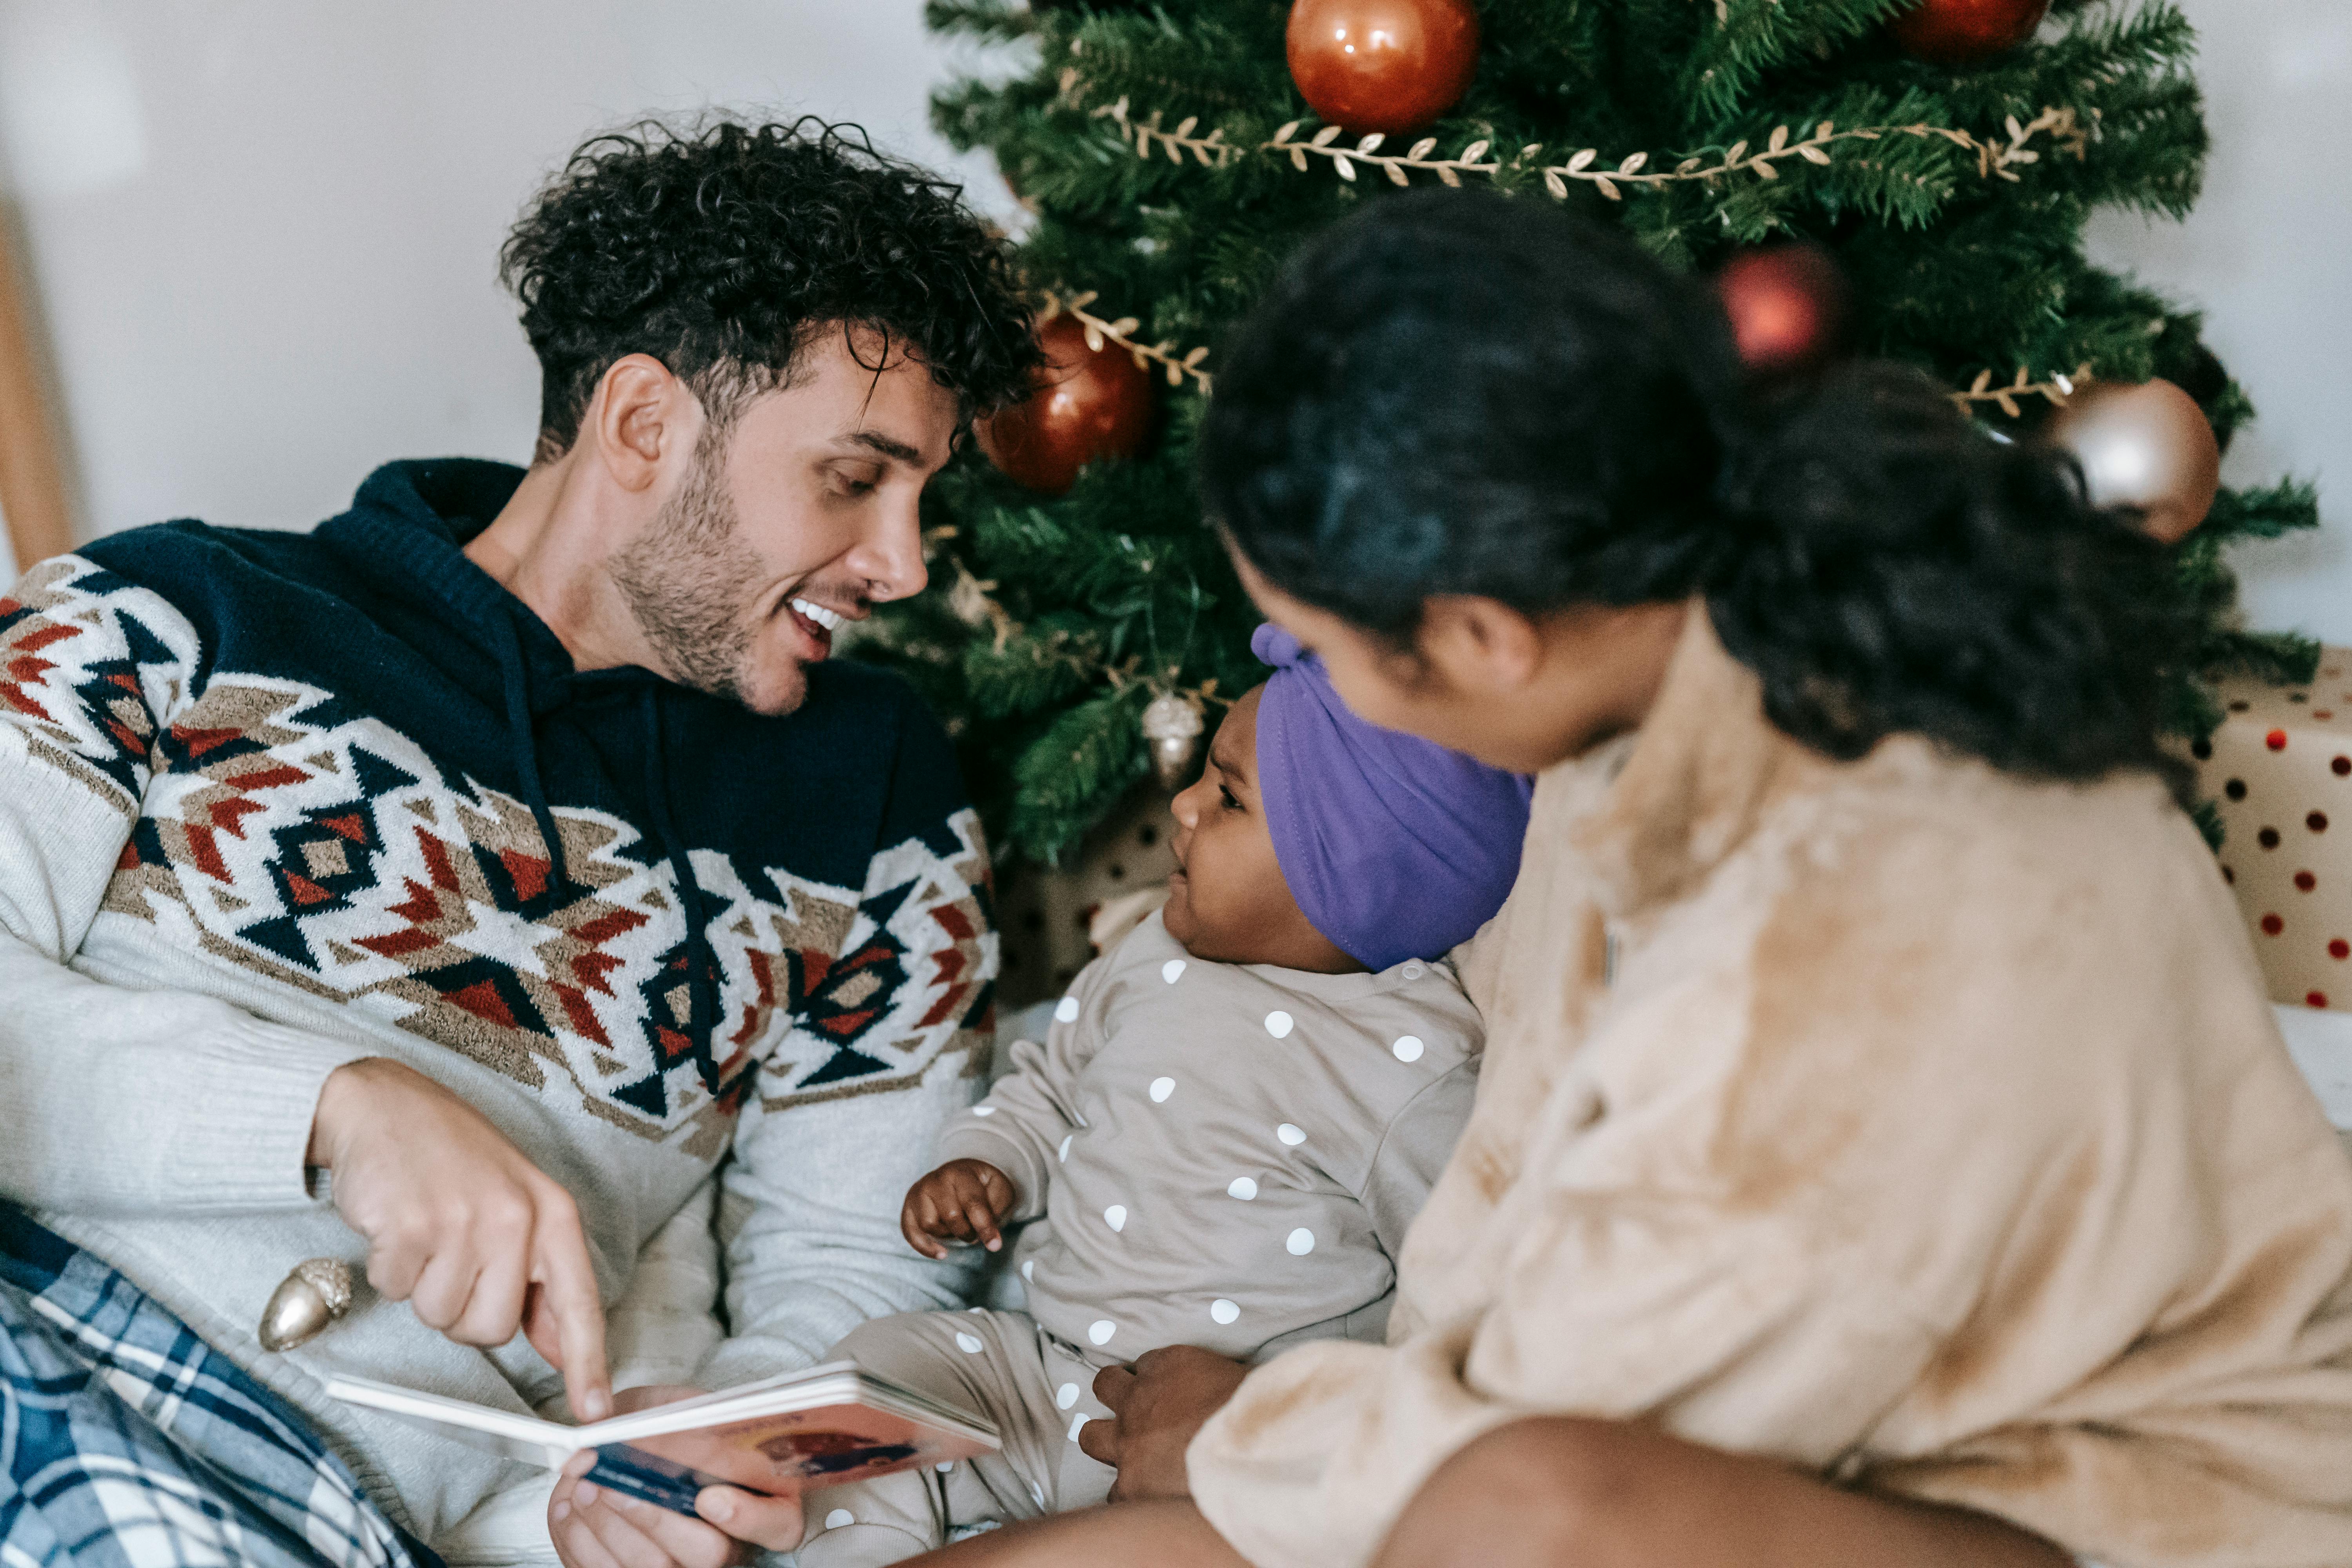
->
[848, 495, 928, 604]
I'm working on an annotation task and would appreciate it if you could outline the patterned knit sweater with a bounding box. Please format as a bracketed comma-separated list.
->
[0, 459, 996, 1540]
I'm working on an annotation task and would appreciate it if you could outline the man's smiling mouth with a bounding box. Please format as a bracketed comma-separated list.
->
[787, 596, 844, 654]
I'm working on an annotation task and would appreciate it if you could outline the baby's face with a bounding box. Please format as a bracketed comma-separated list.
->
[1163, 686, 1361, 973]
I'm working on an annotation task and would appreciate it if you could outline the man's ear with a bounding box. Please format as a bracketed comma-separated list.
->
[588, 354, 697, 494]
[1415, 596, 1545, 694]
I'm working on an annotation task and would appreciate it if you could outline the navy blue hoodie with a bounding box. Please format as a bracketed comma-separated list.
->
[0, 459, 999, 1531]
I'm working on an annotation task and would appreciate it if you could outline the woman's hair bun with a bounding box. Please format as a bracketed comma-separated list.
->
[1202, 189, 2187, 785]
[1708, 363, 2187, 782]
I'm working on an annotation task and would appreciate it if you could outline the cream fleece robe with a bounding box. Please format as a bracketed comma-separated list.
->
[1189, 610, 2352, 1568]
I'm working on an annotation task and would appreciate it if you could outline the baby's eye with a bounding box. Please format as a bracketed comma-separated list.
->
[1219, 786, 1241, 811]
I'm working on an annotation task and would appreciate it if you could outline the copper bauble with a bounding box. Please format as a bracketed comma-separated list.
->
[1285, 0, 1481, 137]
[1887, 0, 2050, 65]
[1715, 243, 1852, 379]
[2043, 377, 2221, 545]
[978, 315, 1156, 497]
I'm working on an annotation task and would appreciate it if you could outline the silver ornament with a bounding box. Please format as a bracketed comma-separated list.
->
[2043, 377, 2221, 544]
[258, 1258, 358, 1352]
[1140, 692, 1205, 789]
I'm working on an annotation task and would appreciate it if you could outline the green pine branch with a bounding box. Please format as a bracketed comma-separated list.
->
[891, 0, 2325, 869]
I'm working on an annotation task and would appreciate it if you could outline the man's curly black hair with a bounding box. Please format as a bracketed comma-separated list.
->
[500, 116, 1041, 463]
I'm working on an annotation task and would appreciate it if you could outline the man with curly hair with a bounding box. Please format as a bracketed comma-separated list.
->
[0, 118, 1040, 1567]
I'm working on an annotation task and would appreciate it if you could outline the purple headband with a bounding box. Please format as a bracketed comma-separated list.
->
[1250, 623, 1533, 971]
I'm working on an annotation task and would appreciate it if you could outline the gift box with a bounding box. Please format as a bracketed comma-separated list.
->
[2196, 652, 2352, 1013]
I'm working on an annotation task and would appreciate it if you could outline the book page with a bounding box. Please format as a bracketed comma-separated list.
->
[588, 1400, 999, 1515]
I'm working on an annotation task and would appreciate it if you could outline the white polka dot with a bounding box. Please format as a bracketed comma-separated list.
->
[1058, 1134, 1074, 1163]
[1228, 1176, 1259, 1200]
[1149, 1076, 1174, 1103]
[1055, 996, 1080, 1023]
[825, 1508, 855, 1530]
[1403, 961, 1426, 980]
[1287, 1227, 1316, 1256]
[967, 1305, 987, 1314]
[956, 1332, 984, 1353]
[1210, 1298, 1240, 1325]
[1277, 1123, 1307, 1146]
[971, 1104, 996, 1116]
[1088, 1319, 1116, 1346]
[1392, 1035, 1425, 1063]
[1103, 1205, 1127, 1232]
[1056, 1381, 1081, 1410]
[1161, 958, 1187, 984]
[936, 1462, 955, 1472]
[1264, 1010, 1294, 1038]
[1021, 1259, 1035, 1281]
[1069, 1412, 1090, 1441]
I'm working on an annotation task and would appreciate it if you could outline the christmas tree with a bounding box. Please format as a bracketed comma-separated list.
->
[865, 0, 2319, 868]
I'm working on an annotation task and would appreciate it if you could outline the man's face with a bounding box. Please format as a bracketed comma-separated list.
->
[609, 327, 959, 715]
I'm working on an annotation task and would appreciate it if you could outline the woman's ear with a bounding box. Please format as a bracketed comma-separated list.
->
[1416, 596, 1546, 694]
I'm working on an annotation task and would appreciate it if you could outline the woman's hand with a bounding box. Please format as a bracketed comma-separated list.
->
[546, 1388, 805, 1568]
[902, 1158, 1016, 1257]
[1079, 1346, 1252, 1500]
[307, 1057, 610, 1420]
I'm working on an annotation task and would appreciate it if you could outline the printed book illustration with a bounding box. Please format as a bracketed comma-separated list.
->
[326, 1363, 999, 1515]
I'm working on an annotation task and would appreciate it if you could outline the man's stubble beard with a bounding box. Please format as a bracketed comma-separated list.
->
[608, 428, 779, 711]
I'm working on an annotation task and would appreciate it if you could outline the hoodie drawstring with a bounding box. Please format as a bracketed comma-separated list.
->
[640, 686, 718, 1048]
[493, 612, 571, 900]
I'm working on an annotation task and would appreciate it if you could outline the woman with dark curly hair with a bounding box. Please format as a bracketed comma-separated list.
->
[904, 193, 2352, 1566]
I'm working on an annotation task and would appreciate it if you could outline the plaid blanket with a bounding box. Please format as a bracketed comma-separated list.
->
[0, 1207, 439, 1568]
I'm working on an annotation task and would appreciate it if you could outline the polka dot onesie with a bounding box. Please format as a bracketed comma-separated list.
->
[797, 910, 1481, 1565]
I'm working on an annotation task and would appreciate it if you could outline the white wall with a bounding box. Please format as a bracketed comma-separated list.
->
[2083, 0, 2352, 642]
[0, 0, 1012, 560]
[1, 0, 2347, 639]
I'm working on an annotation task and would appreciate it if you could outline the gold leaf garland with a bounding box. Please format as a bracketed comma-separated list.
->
[1091, 94, 2089, 199]
[1037, 274, 2099, 427]
[1950, 363, 2096, 418]
[1041, 289, 1214, 393]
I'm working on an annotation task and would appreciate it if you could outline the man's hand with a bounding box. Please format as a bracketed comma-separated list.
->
[307, 1057, 611, 1421]
[900, 1158, 1016, 1258]
[547, 1387, 804, 1568]
[1079, 1346, 1253, 1501]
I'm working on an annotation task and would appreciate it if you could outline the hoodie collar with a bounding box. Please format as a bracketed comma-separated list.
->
[318, 458, 597, 715]
[317, 458, 722, 1046]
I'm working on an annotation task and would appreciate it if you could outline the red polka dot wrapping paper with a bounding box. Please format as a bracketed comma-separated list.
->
[2194, 654, 2352, 1014]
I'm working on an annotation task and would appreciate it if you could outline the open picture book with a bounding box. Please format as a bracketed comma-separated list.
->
[326, 1363, 999, 1516]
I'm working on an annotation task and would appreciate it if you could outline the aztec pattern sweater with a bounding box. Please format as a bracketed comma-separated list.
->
[0, 459, 996, 1540]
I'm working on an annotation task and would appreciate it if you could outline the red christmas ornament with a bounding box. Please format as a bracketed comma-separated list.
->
[978, 314, 1156, 497]
[1285, 0, 1481, 138]
[1714, 243, 1853, 379]
[1886, 0, 2051, 66]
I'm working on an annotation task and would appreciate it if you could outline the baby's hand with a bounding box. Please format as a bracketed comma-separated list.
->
[901, 1159, 1016, 1259]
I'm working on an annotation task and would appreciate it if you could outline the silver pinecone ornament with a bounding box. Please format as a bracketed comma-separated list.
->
[258, 1258, 358, 1352]
[1140, 692, 1204, 789]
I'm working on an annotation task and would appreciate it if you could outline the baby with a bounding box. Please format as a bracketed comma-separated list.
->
[795, 625, 1532, 1566]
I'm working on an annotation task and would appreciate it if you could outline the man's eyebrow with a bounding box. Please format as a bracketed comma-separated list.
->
[838, 430, 926, 465]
